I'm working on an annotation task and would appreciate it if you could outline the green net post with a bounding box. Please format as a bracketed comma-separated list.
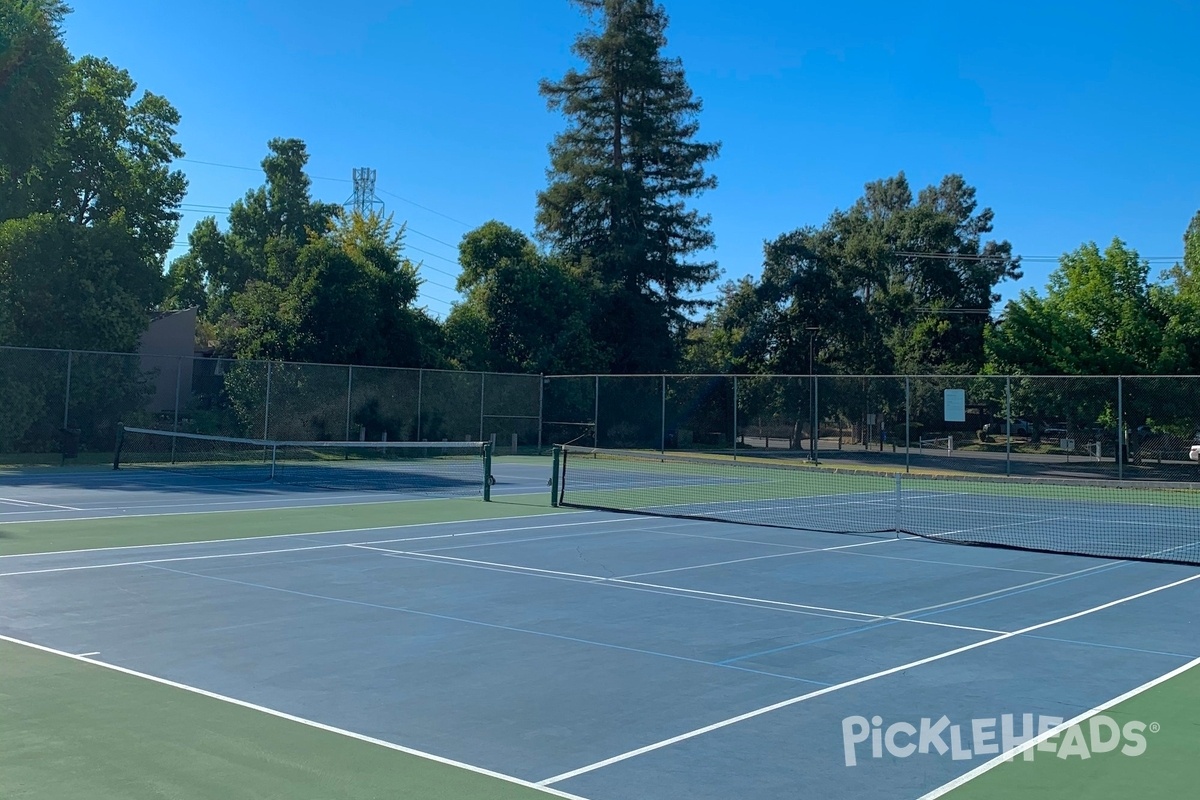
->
[112, 423, 125, 470]
[550, 446, 561, 507]
[483, 442, 493, 501]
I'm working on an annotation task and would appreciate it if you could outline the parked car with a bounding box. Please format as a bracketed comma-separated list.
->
[982, 418, 1033, 436]
[1042, 422, 1069, 439]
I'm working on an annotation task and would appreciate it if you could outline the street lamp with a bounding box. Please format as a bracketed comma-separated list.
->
[806, 326, 820, 463]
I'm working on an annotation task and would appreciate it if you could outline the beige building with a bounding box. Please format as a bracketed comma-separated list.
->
[137, 308, 198, 413]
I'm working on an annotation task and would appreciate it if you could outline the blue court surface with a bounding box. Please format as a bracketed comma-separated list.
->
[2, 459, 1199, 799]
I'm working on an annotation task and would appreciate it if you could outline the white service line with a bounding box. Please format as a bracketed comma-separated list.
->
[0, 509, 589, 559]
[0, 491, 547, 523]
[915, 653, 1200, 799]
[890, 559, 1121, 619]
[352, 540, 1006, 636]
[0, 517, 651, 577]
[0, 634, 588, 800]
[536, 570, 1200, 786]
[0, 496, 81, 510]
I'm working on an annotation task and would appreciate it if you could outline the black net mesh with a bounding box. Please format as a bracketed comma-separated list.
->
[115, 427, 488, 495]
[556, 446, 1200, 566]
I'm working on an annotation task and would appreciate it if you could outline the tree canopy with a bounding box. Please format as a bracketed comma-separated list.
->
[537, 0, 720, 373]
[685, 173, 1021, 378]
[1, 10, 185, 351]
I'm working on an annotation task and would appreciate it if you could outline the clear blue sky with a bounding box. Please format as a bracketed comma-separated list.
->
[65, 0, 1199, 318]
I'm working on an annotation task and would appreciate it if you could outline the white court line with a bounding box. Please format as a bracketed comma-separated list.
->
[0, 492, 395, 515]
[826, 548, 1063, 577]
[616, 550, 821, 579]
[648, 528, 1063, 577]
[537, 570, 1200, 786]
[0, 634, 588, 800]
[0, 509, 586, 560]
[0, 496, 81, 511]
[0, 490, 547, 523]
[352, 541, 1006, 636]
[916, 653, 1200, 799]
[357, 545, 927, 627]
[911, 516, 1070, 542]
[891, 560, 1120, 619]
[0, 517, 651, 577]
[76, 651, 101, 657]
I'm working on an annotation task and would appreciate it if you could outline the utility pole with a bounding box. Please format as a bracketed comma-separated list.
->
[807, 326, 820, 463]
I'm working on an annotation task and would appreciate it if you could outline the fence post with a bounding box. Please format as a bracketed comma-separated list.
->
[262, 361, 272, 440]
[1117, 376, 1124, 480]
[63, 350, 73, 428]
[812, 374, 820, 463]
[733, 375, 739, 460]
[594, 375, 600, 448]
[904, 376, 911, 474]
[417, 369, 423, 441]
[479, 373, 486, 442]
[1005, 376, 1012, 477]
[538, 375, 545, 454]
[345, 366, 354, 441]
[660, 375, 666, 454]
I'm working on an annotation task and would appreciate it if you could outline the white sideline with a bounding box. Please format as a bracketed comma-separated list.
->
[0, 490, 547, 524]
[537, 570, 1200, 786]
[0, 634, 589, 800]
[916, 653, 1200, 799]
[0, 517, 649, 577]
[0, 509, 584, 560]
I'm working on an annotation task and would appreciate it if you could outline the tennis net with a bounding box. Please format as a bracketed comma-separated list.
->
[552, 446, 1200, 566]
[115, 426, 493, 497]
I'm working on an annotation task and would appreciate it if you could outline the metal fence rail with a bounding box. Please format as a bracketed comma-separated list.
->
[540, 373, 1200, 484]
[5, 344, 1198, 484]
[0, 346, 543, 464]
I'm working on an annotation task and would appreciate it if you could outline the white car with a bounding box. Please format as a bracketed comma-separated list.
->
[1190, 444, 1200, 462]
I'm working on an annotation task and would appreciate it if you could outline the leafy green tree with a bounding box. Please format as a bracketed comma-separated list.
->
[537, 0, 720, 373]
[165, 138, 337, 315]
[681, 276, 761, 372]
[985, 238, 1168, 375]
[725, 173, 1018, 378]
[22, 56, 186, 259]
[0, 212, 160, 350]
[444, 221, 603, 373]
[0, 0, 70, 189]
[217, 211, 442, 368]
[1, 51, 184, 349]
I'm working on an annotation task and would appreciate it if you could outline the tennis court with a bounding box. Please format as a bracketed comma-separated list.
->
[2, 437, 1199, 799]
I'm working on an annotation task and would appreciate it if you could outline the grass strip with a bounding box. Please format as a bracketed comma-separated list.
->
[0, 639, 565, 800]
[0, 495, 563, 556]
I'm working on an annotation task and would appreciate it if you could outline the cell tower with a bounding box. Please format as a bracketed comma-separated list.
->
[344, 167, 385, 216]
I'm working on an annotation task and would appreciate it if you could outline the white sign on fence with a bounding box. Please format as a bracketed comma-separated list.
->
[943, 389, 966, 422]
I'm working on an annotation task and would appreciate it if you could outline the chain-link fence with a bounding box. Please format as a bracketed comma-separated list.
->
[0, 346, 543, 465]
[542, 373, 1200, 483]
[6, 346, 1200, 482]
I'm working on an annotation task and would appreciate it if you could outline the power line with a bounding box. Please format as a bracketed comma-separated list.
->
[895, 251, 1183, 263]
[378, 189, 471, 228]
[180, 157, 351, 184]
[406, 227, 459, 249]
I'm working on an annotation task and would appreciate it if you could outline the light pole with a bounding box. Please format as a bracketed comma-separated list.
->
[806, 326, 820, 463]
